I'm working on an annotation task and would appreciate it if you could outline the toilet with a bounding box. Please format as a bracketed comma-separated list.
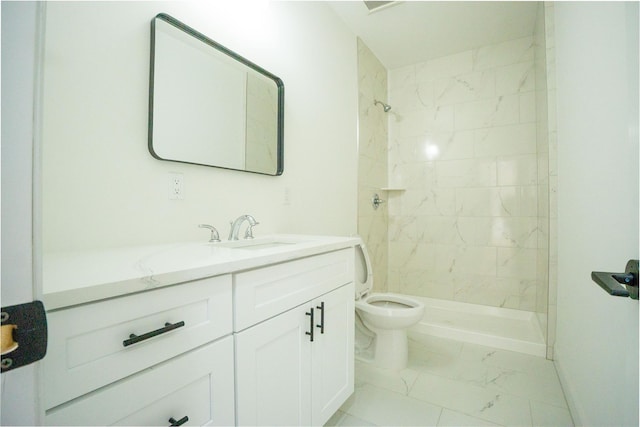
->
[354, 240, 425, 370]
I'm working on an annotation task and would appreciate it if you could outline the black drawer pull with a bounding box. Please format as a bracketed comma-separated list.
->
[123, 321, 185, 347]
[169, 415, 189, 426]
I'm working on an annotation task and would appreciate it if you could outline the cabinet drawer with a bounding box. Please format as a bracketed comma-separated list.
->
[234, 248, 353, 331]
[45, 337, 235, 426]
[44, 275, 232, 409]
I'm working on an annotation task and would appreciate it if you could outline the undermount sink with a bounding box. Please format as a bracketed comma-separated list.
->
[214, 236, 309, 250]
[223, 241, 295, 250]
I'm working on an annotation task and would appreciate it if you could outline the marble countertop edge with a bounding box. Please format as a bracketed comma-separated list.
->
[43, 234, 360, 310]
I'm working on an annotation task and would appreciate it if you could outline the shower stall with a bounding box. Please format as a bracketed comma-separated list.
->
[357, 3, 556, 359]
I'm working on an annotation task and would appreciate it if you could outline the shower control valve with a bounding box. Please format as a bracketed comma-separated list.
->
[372, 193, 386, 210]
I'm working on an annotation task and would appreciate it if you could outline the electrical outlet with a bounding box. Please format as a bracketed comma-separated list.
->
[283, 187, 291, 206]
[168, 172, 184, 200]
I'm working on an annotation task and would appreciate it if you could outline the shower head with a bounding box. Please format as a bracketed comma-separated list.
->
[374, 99, 392, 112]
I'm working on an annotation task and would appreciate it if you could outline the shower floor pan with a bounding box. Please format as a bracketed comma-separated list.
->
[410, 296, 546, 358]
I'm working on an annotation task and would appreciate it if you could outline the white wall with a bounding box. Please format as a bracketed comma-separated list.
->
[554, 2, 639, 426]
[41, 1, 358, 253]
[1, 2, 44, 424]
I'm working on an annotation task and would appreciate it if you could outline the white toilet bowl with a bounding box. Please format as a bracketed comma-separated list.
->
[354, 241, 425, 370]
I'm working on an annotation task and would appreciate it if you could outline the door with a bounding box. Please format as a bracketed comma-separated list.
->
[311, 283, 354, 426]
[1, 2, 45, 425]
[554, 3, 639, 426]
[235, 306, 313, 426]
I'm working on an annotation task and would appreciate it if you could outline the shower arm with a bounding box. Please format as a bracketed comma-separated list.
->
[374, 99, 392, 112]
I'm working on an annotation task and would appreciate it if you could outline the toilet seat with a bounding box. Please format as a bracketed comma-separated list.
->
[370, 300, 411, 309]
[356, 293, 423, 315]
[365, 293, 419, 308]
[354, 241, 424, 314]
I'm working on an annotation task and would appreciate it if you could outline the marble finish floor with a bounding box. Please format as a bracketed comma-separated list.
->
[326, 332, 573, 427]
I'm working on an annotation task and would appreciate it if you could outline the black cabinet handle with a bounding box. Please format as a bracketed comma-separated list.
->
[169, 415, 189, 426]
[123, 321, 185, 347]
[305, 308, 314, 342]
[316, 301, 325, 334]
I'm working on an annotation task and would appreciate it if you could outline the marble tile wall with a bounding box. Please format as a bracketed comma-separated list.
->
[543, 2, 558, 360]
[357, 38, 389, 293]
[532, 1, 558, 360]
[387, 35, 541, 311]
[534, 1, 550, 351]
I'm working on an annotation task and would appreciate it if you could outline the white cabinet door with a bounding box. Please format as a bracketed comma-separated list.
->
[311, 283, 354, 426]
[235, 283, 354, 427]
[235, 305, 313, 426]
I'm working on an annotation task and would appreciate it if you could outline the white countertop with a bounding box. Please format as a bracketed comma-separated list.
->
[43, 234, 360, 310]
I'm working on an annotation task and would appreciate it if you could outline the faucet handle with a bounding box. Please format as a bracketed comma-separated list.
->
[245, 214, 258, 226]
[244, 222, 259, 239]
[198, 224, 221, 243]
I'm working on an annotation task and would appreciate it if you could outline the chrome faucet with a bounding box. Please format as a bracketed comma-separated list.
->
[198, 224, 221, 242]
[228, 215, 259, 240]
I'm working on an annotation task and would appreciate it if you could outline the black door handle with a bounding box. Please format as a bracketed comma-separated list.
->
[591, 259, 638, 300]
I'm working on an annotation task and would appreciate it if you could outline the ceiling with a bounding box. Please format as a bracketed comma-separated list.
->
[327, 1, 539, 70]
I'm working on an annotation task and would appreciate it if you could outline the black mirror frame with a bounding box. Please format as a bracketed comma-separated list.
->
[148, 13, 284, 175]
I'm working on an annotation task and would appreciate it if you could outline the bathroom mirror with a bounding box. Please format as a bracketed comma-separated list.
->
[149, 13, 284, 175]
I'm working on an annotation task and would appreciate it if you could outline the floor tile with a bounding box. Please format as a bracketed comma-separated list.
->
[324, 410, 376, 426]
[437, 408, 501, 426]
[456, 342, 569, 407]
[487, 366, 567, 407]
[341, 383, 442, 426]
[420, 354, 566, 406]
[338, 332, 574, 427]
[408, 332, 464, 358]
[459, 342, 559, 379]
[324, 410, 347, 426]
[530, 400, 574, 426]
[355, 360, 421, 396]
[409, 371, 533, 426]
[420, 350, 500, 384]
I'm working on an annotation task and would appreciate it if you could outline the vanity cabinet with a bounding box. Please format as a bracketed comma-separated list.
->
[43, 240, 356, 426]
[234, 249, 354, 426]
